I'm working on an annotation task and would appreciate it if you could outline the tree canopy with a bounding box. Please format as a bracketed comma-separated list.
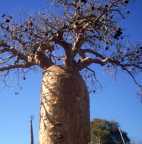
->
[0, 0, 142, 89]
[91, 118, 130, 144]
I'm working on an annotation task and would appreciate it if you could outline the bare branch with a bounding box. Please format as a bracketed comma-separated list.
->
[0, 46, 28, 62]
[79, 49, 105, 59]
[72, 33, 86, 55]
[0, 63, 34, 72]
[77, 57, 106, 70]
[121, 66, 142, 88]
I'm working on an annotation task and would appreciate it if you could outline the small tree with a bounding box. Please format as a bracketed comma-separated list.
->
[0, 0, 142, 144]
[91, 118, 130, 144]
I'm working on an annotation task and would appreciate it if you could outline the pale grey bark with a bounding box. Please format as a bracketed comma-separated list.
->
[39, 65, 90, 144]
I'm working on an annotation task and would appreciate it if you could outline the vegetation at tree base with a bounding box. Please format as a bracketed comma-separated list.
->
[90, 119, 130, 144]
[0, 0, 142, 143]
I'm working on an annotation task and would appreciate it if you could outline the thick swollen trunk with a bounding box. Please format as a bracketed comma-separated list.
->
[39, 65, 90, 144]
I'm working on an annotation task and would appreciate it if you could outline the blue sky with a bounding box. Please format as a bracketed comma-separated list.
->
[0, 0, 142, 144]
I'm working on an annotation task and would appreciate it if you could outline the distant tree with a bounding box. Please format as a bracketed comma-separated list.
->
[90, 119, 130, 144]
[0, 0, 142, 144]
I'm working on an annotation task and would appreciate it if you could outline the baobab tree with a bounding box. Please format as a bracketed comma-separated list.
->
[0, 0, 142, 144]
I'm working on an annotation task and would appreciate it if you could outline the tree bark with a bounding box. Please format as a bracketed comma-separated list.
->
[39, 65, 90, 144]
